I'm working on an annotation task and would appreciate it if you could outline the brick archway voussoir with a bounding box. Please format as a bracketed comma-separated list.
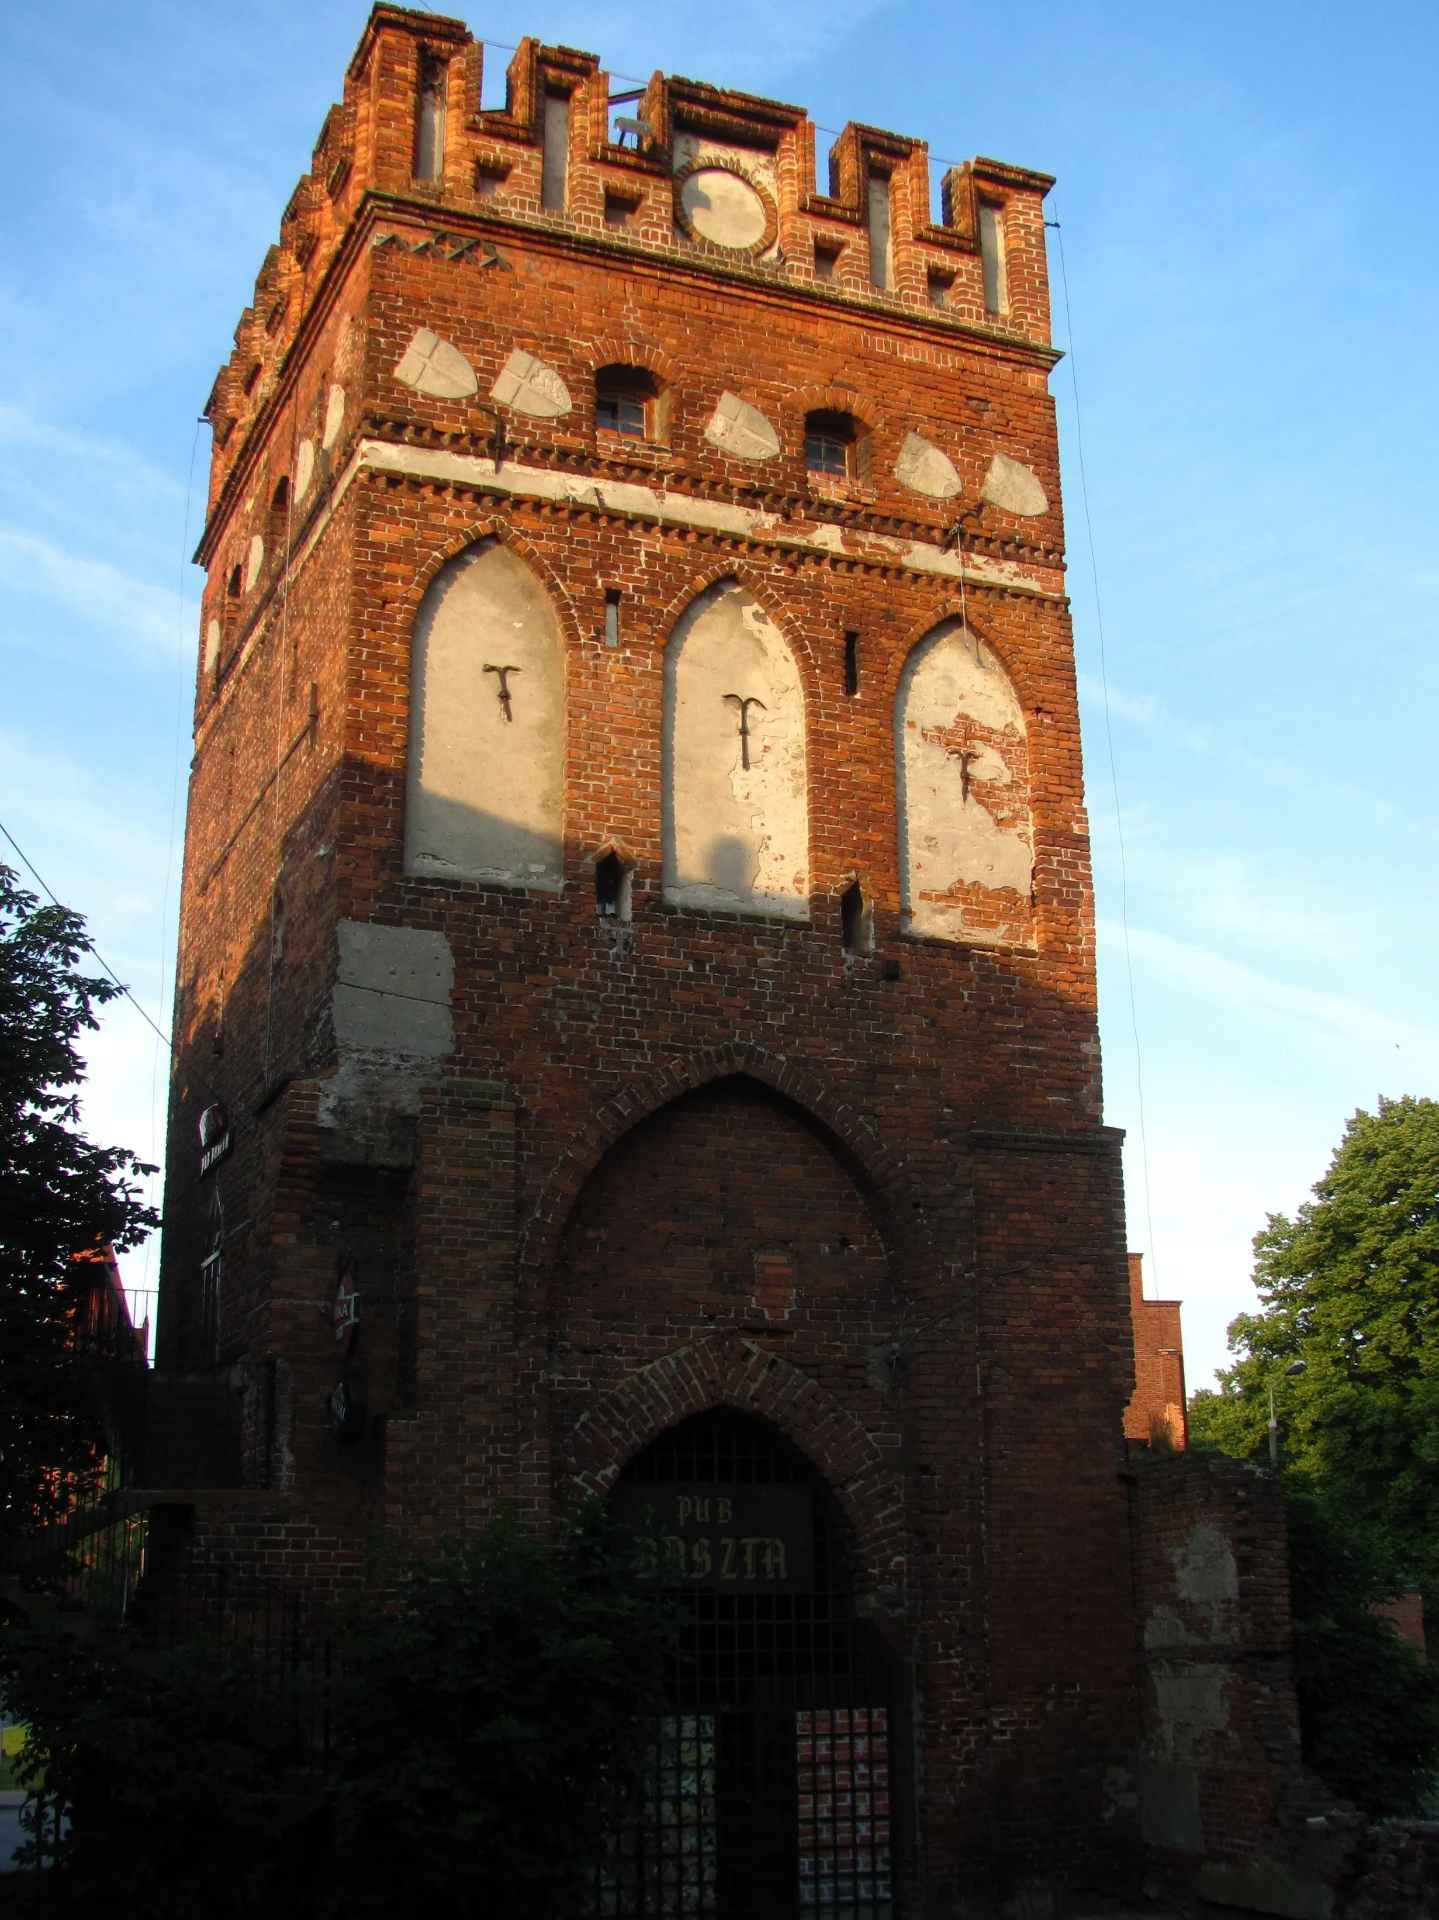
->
[518, 1044, 925, 1294]
[561, 1334, 908, 1596]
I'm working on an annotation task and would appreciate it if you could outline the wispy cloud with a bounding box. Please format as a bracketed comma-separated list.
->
[1100, 918, 1433, 1060]
[1078, 669, 1428, 837]
[0, 525, 184, 662]
[0, 404, 184, 495]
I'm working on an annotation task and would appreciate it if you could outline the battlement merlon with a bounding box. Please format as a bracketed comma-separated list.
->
[199, 4, 1056, 528]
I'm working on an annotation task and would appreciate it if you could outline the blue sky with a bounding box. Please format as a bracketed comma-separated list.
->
[2, 1, 1435, 1384]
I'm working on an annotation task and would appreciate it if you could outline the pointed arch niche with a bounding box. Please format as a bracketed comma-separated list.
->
[895, 619, 1034, 948]
[662, 580, 809, 919]
[404, 539, 564, 889]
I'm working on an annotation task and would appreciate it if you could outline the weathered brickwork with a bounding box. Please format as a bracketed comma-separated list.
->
[155, 8, 1312, 1912]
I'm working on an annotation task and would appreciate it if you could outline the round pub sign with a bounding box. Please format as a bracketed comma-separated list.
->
[609, 1482, 813, 1591]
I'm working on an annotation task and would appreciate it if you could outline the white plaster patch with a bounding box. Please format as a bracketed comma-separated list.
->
[981, 452, 1048, 517]
[405, 541, 564, 890]
[394, 328, 479, 401]
[489, 347, 570, 418]
[203, 619, 220, 675]
[705, 392, 780, 461]
[244, 534, 264, 591]
[895, 621, 1033, 947]
[681, 169, 767, 249]
[322, 384, 346, 450]
[896, 432, 962, 500]
[294, 438, 315, 503]
[673, 132, 778, 207]
[663, 582, 808, 919]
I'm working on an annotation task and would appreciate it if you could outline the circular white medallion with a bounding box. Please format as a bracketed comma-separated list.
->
[680, 169, 768, 250]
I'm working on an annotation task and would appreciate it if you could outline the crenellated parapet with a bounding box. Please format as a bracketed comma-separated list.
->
[200, 6, 1053, 527]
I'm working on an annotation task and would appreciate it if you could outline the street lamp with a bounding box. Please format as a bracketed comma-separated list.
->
[1268, 1359, 1307, 1467]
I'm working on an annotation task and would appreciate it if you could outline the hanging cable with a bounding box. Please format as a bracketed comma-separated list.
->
[1047, 213, 1161, 1297]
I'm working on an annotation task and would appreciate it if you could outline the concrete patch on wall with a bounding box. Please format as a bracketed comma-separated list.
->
[332, 920, 454, 1056]
[1143, 1603, 1197, 1651]
[294, 438, 316, 503]
[1197, 1859, 1334, 1920]
[706, 392, 780, 461]
[394, 328, 479, 400]
[320, 920, 455, 1160]
[1151, 1665, 1229, 1762]
[896, 431, 962, 499]
[895, 620, 1033, 948]
[1139, 1762, 1204, 1853]
[322, 384, 346, 450]
[1173, 1520, 1239, 1641]
[981, 452, 1048, 517]
[405, 539, 564, 890]
[490, 347, 571, 417]
[663, 581, 808, 919]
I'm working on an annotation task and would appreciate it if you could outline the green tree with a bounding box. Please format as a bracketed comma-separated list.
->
[1283, 1483, 1439, 1816]
[0, 1509, 673, 1918]
[0, 1616, 306, 1919]
[0, 863, 157, 1540]
[1188, 1096, 1439, 1596]
[328, 1509, 674, 1920]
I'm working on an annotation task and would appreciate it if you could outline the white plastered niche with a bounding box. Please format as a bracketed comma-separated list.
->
[662, 581, 809, 919]
[895, 621, 1035, 949]
[404, 540, 564, 889]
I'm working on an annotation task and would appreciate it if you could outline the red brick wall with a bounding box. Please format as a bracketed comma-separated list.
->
[156, 7, 1162, 1909]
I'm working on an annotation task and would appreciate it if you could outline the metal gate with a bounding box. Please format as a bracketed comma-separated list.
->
[600, 1410, 896, 1920]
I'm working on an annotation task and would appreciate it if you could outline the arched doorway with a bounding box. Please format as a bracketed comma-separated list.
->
[601, 1409, 897, 1919]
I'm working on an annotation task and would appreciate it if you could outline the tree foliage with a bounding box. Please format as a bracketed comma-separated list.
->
[328, 1509, 674, 1920]
[1188, 1097, 1439, 1811]
[1188, 1096, 1439, 1595]
[0, 863, 158, 1536]
[0, 1618, 306, 1919]
[1283, 1483, 1439, 1816]
[0, 1508, 673, 1918]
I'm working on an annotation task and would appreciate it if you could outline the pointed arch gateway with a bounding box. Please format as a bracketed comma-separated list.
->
[546, 1071, 907, 1918]
[601, 1409, 899, 1920]
[662, 580, 809, 919]
[404, 538, 565, 889]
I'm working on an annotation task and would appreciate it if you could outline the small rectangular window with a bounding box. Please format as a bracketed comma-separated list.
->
[927, 269, 952, 309]
[604, 589, 621, 647]
[867, 174, 892, 290]
[598, 393, 646, 438]
[805, 432, 848, 477]
[979, 202, 1007, 314]
[414, 57, 446, 182]
[541, 93, 570, 211]
[843, 631, 859, 697]
[604, 191, 635, 229]
[814, 241, 841, 281]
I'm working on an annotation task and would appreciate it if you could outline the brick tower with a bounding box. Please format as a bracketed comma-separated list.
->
[162, 8, 1152, 1910]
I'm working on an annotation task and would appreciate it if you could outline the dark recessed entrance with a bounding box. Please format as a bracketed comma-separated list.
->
[599, 1409, 897, 1920]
